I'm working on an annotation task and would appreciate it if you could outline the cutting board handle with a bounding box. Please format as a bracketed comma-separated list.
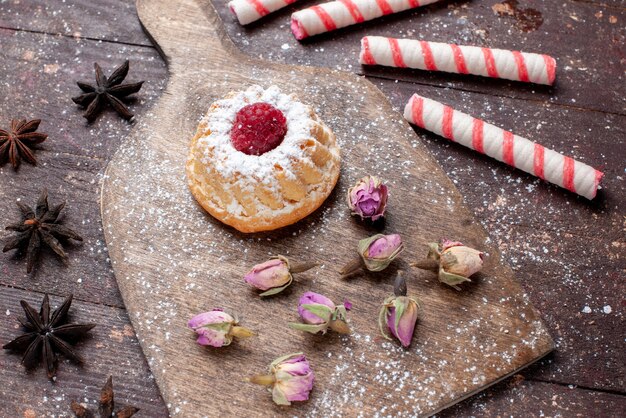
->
[136, 0, 236, 69]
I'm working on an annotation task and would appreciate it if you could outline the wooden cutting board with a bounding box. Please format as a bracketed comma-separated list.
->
[101, 0, 554, 416]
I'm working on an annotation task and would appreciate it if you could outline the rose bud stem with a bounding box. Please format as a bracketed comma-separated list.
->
[248, 374, 276, 386]
[412, 259, 439, 272]
[394, 271, 407, 297]
[230, 326, 255, 339]
[328, 319, 351, 334]
[340, 257, 363, 279]
[289, 261, 319, 274]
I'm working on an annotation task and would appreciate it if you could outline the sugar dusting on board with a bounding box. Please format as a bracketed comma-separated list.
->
[102, 63, 553, 417]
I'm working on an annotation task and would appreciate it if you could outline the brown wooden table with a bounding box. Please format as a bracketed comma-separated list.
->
[0, 0, 624, 416]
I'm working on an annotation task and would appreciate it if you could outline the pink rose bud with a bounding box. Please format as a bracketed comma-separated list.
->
[384, 298, 419, 347]
[341, 233, 404, 278]
[187, 309, 253, 347]
[289, 292, 351, 335]
[378, 273, 420, 348]
[248, 352, 315, 405]
[347, 175, 388, 221]
[244, 256, 317, 297]
[297, 292, 335, 325]
[419, 240, 485, 290]
[359, 233, 404, 272]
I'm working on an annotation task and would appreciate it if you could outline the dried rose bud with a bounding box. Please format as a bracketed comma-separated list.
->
[378, 272, 420, 348]
[244, 255, 317, 297]
[187, 309, 253, 347]
[289, 291, 351, 335]
[347, 175, 388, 221]
[415, 240, 484, 290]
[361, 233, 404, 271]
[341, 233, 404, 278]
[248, 352, 315, 405]
[440, 240, 484, 278]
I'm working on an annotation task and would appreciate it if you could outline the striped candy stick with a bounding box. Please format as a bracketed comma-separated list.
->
[404, 94, 603, 199]
[291, 0, 444, 40]
[360, 36, 557, 85]
[229, 0, 299, 25]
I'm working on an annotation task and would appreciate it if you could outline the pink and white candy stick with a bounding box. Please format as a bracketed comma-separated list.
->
[291, 0, 444, 40]
[229, 0, 299, 25]
[404, 94, 603, 199]
[361, 36, 557, 85]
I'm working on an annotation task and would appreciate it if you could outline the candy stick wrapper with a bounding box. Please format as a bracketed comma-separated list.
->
[230, 0, 299, 25]
[361, 36, 556, 85]
[291, 0, 444, 40]
[404, 94, 603, 199]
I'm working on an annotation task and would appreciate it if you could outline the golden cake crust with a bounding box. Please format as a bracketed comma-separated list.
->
[186, 86, 341, 233]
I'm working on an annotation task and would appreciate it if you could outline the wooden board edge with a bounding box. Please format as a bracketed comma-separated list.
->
[427, 346, 555, 417]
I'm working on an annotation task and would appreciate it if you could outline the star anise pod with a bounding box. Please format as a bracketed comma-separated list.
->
[0, 118, 48, 169]
[3, 294, 96, 379]
[72, 60, 144, 123]
[71, 376, 140, 418]
[3, 189, 83, 273]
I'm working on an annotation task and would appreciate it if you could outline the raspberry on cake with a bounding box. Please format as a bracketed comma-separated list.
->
[230, 102, 288, 155]
[186, 85, 341, 233]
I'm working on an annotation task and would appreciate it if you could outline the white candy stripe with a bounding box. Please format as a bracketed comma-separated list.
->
[290, 0, 444, 40]
[360, 36, 557, 85]
[403, 94, 603, 199]
[229, 0, 299, 25]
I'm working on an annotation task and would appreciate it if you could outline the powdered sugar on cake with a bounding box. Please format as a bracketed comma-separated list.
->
[198, 85, 312, 185]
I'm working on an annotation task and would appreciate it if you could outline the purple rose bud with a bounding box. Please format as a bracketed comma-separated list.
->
[358, 234, 404, 272]
[420, 240, 485, 290]
[384, 298, 419, 347]
[343, 299, 352, 311]
[379, 272, 420, 348]
[187, 309, 253, 347]
[297, 292, 335, 325]
[365, 234, 403, 259]
[248, 352, 315, 405]
[244, 255, 317, 297]
[290, 292, 351, 335]
[347, 175, 388, 221]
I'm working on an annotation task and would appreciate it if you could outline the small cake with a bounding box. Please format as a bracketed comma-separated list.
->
[186, 85, 341, 233]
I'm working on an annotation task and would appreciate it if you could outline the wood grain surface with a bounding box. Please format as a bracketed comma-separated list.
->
[0, 0, 624, 416]
[100, 0, 555, 416]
